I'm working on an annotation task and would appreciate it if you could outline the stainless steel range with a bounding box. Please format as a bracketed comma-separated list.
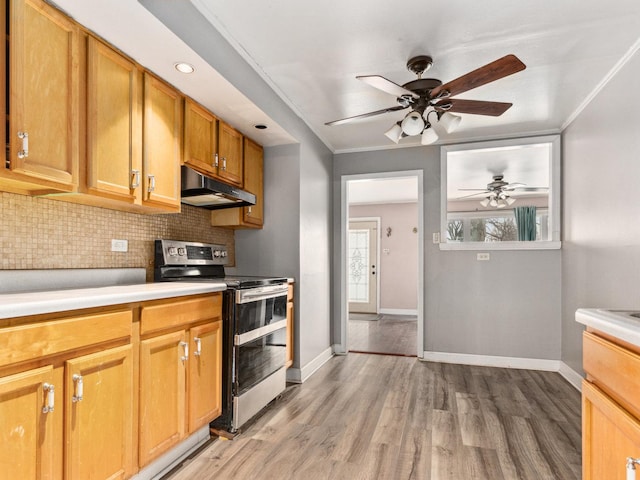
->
[154, 239, 288, 434]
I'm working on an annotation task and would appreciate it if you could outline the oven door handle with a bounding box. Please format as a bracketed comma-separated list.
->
[236, 285, 288, 304]
[235, 319, 287, 346]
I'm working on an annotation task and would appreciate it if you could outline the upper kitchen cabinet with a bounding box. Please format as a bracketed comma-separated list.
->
[142, 72, 182, 212]
[217, 120, 244, 186]
[86, 36, 142, 206]
[3, 0, 80, 194]
[184, 98, 218, 175]
[211, 137, 264, 228]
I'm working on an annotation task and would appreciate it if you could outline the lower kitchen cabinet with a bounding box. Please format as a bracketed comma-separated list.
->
[139, 330, 187, 466]
[139, 294, 223, 467]
[583, 330, 640, 479]
[0, 365, 58, 479]
[65, 344, 134, 480]
[286, 281, 294, 368]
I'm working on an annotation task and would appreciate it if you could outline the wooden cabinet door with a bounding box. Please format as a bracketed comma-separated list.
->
[242, 137, 264, 227]
[217, 120, 243, 186]
[8, 0, 79, 191]
[86, 36, 141, 204]
[184, 99, 217, 175]
[139, 330, 186, 466]
[64, 345, 133, 480]
[142, 73, 182, 212]
[188, 321, 222, 432]
[0, 365, 56, 479]
[583, 380, 640, 480]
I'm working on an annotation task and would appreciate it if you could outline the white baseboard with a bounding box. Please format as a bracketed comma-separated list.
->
[379, 308, 418, 316]
[559, 361, 584, 392]
[131, 425, 210, 480]
[286, 346, 334, 384]
[421, 352, 584, 391]
[422, 351, 561, 371]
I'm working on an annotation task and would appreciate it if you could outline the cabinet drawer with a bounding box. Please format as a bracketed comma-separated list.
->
[140, 293, 222, 335]
[0, 309, 132, 368]
[584, 331, 640, 420]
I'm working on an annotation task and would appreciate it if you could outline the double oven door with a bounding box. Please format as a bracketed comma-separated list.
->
[233, 284, 288, 395]
[214, 282, 288, 432]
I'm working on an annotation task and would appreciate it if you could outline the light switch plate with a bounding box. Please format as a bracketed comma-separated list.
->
[432, 232, 440, 244]
[111, 239, 128, 252]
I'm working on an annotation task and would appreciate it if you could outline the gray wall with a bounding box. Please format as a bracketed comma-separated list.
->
[142, 1, 333, 371]
[562, 49, 640, 374]
[334, 147, 562, 360]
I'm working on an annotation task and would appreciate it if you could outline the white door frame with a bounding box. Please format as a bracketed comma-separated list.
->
[348, 217, 381, 314]
[339, 170, 424, 358]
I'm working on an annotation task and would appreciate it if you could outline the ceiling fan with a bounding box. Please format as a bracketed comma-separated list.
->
[325, 54, 526, 144]
[457, 174, 548, 208]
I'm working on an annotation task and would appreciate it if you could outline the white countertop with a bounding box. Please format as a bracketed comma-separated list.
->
[576, 308, 640, 347]
[0, 282, 226, 320]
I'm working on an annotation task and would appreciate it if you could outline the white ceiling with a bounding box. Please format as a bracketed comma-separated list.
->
[52, 0, 640, 155]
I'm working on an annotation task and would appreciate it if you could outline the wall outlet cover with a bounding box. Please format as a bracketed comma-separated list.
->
[477, 253, 490, 261]
[111, 239, 128, 252]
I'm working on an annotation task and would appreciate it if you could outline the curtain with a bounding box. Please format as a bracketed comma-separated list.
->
[514, 206, 537, 241]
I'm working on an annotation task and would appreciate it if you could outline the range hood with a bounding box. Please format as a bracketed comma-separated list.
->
[180, 165, 256, 210]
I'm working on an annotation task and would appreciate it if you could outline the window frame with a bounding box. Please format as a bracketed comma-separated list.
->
[440, 134, 561, 251]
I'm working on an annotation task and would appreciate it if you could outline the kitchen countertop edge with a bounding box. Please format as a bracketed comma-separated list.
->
[0, 282, 227, 320]
[576, 308, 640, 348]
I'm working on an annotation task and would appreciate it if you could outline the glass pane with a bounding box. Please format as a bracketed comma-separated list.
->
[348, 229, 369, 303]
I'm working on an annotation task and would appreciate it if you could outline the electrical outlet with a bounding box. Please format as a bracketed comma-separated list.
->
[111, 239, 128, 252]
[477, 253, 490, 261]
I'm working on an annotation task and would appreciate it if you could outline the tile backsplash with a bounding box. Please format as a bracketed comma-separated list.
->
[0, 192, 234, 279]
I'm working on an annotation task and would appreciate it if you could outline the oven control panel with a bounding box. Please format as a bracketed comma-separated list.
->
[155, 239, 228, 266]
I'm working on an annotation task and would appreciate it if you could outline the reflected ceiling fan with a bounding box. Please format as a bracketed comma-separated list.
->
[457, 175, 548, 208]
[325, 54, 526, 144]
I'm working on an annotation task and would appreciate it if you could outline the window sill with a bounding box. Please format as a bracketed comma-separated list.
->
[438, 241, 561, 251]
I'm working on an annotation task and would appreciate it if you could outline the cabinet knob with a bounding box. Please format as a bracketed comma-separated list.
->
[194, 337, 202, 356]
[17, 131, 29, 159]
[72, 374, 84, 403]
[42, 383, 55, 413]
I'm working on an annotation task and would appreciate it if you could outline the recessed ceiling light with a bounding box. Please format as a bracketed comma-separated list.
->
[174, 62, 195, 74]
[254, 124, 267, 130]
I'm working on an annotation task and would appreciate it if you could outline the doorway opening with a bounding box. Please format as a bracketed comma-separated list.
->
[340, 171, 424, 358]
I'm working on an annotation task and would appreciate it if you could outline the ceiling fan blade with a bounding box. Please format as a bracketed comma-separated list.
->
[434, 99, 513, 116]
[325, 105, 407, 126]
[357, 75, 419, 99]
[455, 191, 491, 199]
[430, 54, 526, 99]
[510, 186, 549, 192]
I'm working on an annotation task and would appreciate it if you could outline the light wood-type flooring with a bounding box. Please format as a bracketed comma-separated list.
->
[348, 313, 417, 356]
[163, 354, 581, 480]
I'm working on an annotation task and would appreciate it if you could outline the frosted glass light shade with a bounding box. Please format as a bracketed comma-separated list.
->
[401, 111, 425, 136]
[384, 123, 403, 143]
[420, 126, 438, 145]
[438, 112, 462, 133]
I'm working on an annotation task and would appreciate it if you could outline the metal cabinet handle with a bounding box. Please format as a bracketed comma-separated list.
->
[214, 153, 219, 168]
[131, 169, 140, 189]
[628, 457, 640, 480]
[180, 341, 189, 361]
[222, 157, 227, 171]
[42, 383, 55, 413]
[72, 374, 84, 403]
[194, 337, 202, 357]
[17, 131, 29, 159]
[147, 174, 155, 192]
[247, 206, 252, 215]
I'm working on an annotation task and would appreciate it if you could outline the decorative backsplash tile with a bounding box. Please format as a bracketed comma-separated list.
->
[0, 192, 234, 279]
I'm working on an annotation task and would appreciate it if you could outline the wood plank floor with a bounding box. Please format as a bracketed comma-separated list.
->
[348, 314, 417, 356]
[163, 354, 582, 480]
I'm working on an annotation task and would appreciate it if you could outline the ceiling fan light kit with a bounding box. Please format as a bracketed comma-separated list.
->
[326, 54, 526, 144]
